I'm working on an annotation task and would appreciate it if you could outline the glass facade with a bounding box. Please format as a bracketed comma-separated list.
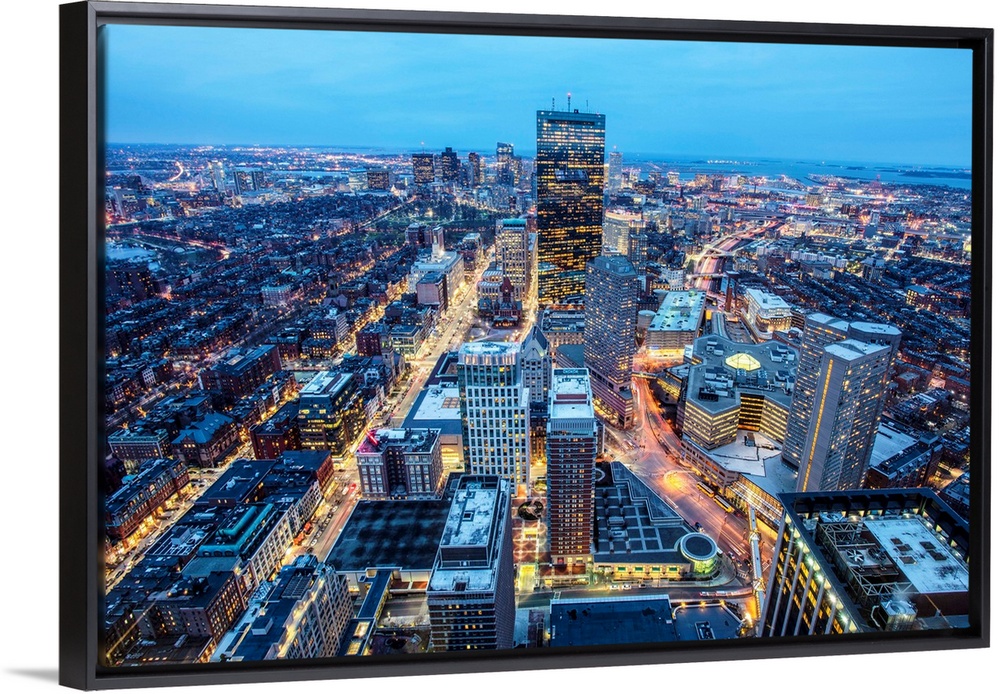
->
[535, 109, 606, 304]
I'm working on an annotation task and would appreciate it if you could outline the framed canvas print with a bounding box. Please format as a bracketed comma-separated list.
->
[59, 0, 991, 690]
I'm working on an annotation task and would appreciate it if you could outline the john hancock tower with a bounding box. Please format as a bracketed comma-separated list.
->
[535, 101, 606, 305]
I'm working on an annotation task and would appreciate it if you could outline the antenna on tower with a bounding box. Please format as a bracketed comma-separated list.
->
[567, 92, 572, 111]
[586, 99, 589, 111]
[551, 96, 556, 110]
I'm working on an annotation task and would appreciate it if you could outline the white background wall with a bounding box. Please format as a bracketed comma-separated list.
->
[2, 1, 994, 692]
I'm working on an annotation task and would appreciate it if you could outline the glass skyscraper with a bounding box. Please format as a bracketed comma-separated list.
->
[535, 108, 606, 305]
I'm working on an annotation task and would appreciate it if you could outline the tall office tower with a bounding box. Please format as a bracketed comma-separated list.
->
[626, 220, 648, 270]
[468, 152, 483, 186]
[496, 142, 514, 185]
[760, 489, 970, 637]
[457, 342, 531, 493]
[496, 218, 530, 300]
[584, 254, 639, 428]
[209, 160, 227, 192]
[782, 314, 850, 469]
[520, 325, 552, 405]
[356, 428, 444, 500]
[427, 475, 516, 651]
[546, 369, 598, 564]
[412, 152, 435, 185]
[440, 147, 460, 183]
[535, 106, 606, 304]
[218, 555, 353, 661]
[233, 167, 265, 194]
[797, 339, 894, 492]
[783, 313, 901, 479]
[608, 149, 623, 194]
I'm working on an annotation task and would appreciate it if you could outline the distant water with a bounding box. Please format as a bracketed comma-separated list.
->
[628, 155, 972, 191]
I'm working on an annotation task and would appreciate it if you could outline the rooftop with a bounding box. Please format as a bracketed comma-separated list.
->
[593, 462, 691, 565]
[195, 458, 275, 507]
[745, 287, 791, 310]
[550, 595, 677, 648]
[439, 484, 499, 550]
[300, 370, 352, 397]
[429, 476, 510, 593]
[459, 341, 521, 361]
[589, 254, 637, 277]
[687, 335, 796, 415]
[824, 339, 890, 362]
[688, 430, 784, 478]
[357, 428, 440, 455]
[861, 516, 968, 594]
[549, 369, 595, 421]
[401, 386, 463, 436]
[327, 474, 461, 573]
[171, 412, 236, 445]
[649, 291, 707, 333]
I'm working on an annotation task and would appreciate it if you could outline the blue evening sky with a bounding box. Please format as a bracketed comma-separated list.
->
[102, 24, 973, 167]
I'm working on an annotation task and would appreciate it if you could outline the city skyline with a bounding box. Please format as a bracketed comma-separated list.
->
[99, 133, 974, 665]
[103, 24, 973, 167]
[96, 14, 975, 668]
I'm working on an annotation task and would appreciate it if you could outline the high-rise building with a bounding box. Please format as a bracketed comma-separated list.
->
[356, 428, 444, 500]
[626, 220, 648, 270]
[783, 314, 901, 488]
[233, 167, 266, 194]
[608, 149, 623, 194]
[366, 168, 393, 191]
[546, 369, 598, 564]
[602, 209, 638, 256]
[217, 554, 353, 661]
[427, 475, 516, 651]
[797, 339, 894, 492]
[209, 160, 227, 192]
[440, 147, 460, 183]
[457, 342, 531, 493]
[468, 151, 483, 186]
[520, 325, 552, 406]
[496, 142, 514, 185]
[412, 152, 435, 185]
[584, 254, 639, 428]
[496, 218, 530, 300]
[760, 489, 970, 637]
[783, 314, 850, 469]
[535, 107, 606, 304]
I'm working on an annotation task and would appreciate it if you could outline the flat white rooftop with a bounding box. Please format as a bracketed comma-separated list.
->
[300, 370, 351, 396]
[439, 485, 497, 549]
[693, 429, 784, 477]
[863, 516, 969, 595]
[409, 387, 462, 423]
[550, 369, 595, 420]
[649, 291, 706, 333]
[824, 339, 888, 361]
[746, 287, 791, 311]
[870, 422, 919, 468]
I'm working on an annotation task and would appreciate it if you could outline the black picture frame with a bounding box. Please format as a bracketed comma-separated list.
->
[59, 1, 992, 690]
